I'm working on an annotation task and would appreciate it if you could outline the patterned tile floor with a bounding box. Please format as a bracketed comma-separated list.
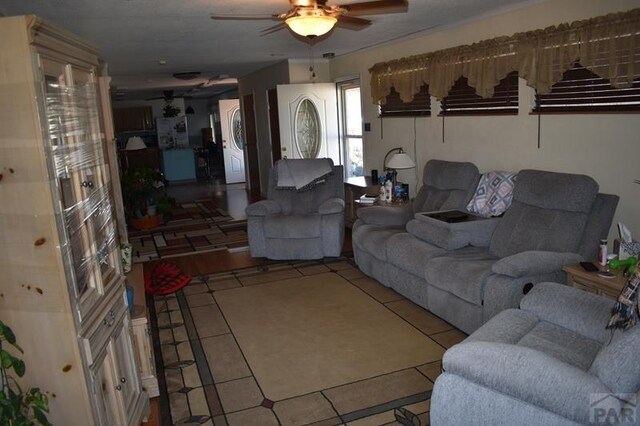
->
[150, 259, 466, 425]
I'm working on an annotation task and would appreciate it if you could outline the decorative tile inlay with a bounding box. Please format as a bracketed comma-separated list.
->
[261, 398, 274, 409]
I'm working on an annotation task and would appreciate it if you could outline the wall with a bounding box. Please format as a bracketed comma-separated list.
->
[288, 58, 331, 83]
[112, 98, 186, 121]
[237, 59, 333, 194]
[329, 0, 640, 242]
[238, 60, 290, 193]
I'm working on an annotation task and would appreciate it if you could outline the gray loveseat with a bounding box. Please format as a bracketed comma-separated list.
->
[431, 282, 640, 425]
[353, 161, 619, 334]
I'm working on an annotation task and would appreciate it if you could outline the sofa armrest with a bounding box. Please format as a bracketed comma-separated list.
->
[520, 282, 614, 343]
[356, 204, 413, 226]
[245, 200, 281, 217]
[492, 251, 583, 278]
[442, 341, 610, 424]
[319, 197, 345, 215]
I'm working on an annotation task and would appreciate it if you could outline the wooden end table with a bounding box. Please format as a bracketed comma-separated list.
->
[563, 263, 628, 299]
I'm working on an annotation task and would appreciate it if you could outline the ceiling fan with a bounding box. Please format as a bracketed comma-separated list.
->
[146, 90, 188, 102]
[210, 0, 409, 38]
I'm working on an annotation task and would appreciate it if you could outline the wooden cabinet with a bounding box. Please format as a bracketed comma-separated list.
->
[113, 106, 154, 132]
[0, 16, 147, 425]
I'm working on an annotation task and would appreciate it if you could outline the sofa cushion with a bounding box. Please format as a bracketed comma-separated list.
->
[465, 309, 539, 345]
[354, 224, 404, 261]
[517, 322, 601, 371]
[590, 325, 640, 393]
[386, 233, 447, 277]
[488, 170, 598, 259]
[264, 214, 320, 238]
[509, 169, 598, 213]
[425, 248, 497, 305]
[489, 202, 590, 258]
[417, 187, 470, 213]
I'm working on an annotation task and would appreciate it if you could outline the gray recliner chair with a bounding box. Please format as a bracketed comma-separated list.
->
[246, 161, 345, 260]
[431, 282, 640, 425]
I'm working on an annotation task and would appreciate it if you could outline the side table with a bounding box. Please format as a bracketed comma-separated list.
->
[563, 263, 627, 299]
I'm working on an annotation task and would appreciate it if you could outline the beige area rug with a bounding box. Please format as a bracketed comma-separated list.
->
[151, 259, 467, 425]
[215, 273, 444, 402]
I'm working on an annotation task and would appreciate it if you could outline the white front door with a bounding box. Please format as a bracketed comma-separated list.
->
[219, 99, 246, 184]
[276, 83, 340, 165]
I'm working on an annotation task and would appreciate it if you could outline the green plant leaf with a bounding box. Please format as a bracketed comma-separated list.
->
[12, 359, 25, 377]
[0, 324, 16, 345]
[34, 406, 51, 425]
[0, 350, 13, 369]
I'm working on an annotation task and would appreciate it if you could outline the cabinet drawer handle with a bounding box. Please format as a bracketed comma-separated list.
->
[115, 385, 122, 391]
[120, 377, 126, 383]
[81, 180, 94, 188]
[102, 310, 115, 327]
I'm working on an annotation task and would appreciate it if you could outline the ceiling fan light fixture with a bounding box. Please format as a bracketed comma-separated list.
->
[285, 14, 337, 37]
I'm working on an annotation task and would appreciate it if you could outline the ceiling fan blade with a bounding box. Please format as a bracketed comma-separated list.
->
[260, 23, 288, 36]
[210, 14, 280, 21]
[336, 15, 372, 30]
[339, 0, 408, 16]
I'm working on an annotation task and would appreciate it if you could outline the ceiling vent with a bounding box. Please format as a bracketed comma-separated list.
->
[173, 72, 201, 80]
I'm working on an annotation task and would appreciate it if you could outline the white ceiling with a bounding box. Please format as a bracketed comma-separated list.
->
[1, 0, 540, 100]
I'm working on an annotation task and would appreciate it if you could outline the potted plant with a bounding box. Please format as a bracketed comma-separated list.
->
[0, 320, 51, 425]
[121, 167, 165, 229]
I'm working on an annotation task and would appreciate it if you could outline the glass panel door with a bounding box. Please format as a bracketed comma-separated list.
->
[40, 56, 122, 318]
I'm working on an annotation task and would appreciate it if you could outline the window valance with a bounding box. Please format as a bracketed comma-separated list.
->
[369, 8, 640, 104]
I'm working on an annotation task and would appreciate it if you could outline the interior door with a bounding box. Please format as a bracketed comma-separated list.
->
[276, 83, 340, 165]
[219, 99, 246, 184]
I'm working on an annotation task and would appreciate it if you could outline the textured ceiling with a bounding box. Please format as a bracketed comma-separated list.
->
[1, 0, 540, 100]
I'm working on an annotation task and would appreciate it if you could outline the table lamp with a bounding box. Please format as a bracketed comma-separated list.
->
[383, 147, 416, 201]
[126, 136, 147, 151]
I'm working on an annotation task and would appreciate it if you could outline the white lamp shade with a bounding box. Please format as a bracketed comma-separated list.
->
[386, 152, 416, 169]
[285, 15, 337, 37]
[126, 136, 147, 151]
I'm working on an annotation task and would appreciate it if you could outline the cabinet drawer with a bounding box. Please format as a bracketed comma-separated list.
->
[81, 290, 128, 366]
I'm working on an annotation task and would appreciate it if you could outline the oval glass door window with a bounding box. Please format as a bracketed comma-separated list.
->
[295, 99, 321, 158]
[231, 108, 244, 150]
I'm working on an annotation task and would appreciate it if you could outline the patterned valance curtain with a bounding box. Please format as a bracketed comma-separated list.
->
[370, 8, 640, 104]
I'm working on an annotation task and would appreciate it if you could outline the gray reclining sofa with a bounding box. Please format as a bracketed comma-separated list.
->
[431, 282, 640, 425]
[352, 160, 619, 334]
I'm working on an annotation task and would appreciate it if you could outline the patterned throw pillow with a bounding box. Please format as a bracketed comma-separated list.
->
[466, 171, 517, 217]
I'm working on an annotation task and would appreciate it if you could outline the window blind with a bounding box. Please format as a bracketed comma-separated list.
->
[379, 84, 431, 117]
[441, 71, 518, 116]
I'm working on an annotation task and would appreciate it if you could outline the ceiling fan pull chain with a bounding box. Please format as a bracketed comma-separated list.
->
[308, 45, 316, 81]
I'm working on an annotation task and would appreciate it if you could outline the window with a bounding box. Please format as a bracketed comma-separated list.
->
[379, 84, 431, 117]
[294, 98, 321, 158]
[533, 63, 640, 113]
[338, 79, 364, 178]
[441, 71, 518, 116]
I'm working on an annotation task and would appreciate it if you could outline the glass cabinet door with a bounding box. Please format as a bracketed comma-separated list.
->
[39, 56, 122, 320]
